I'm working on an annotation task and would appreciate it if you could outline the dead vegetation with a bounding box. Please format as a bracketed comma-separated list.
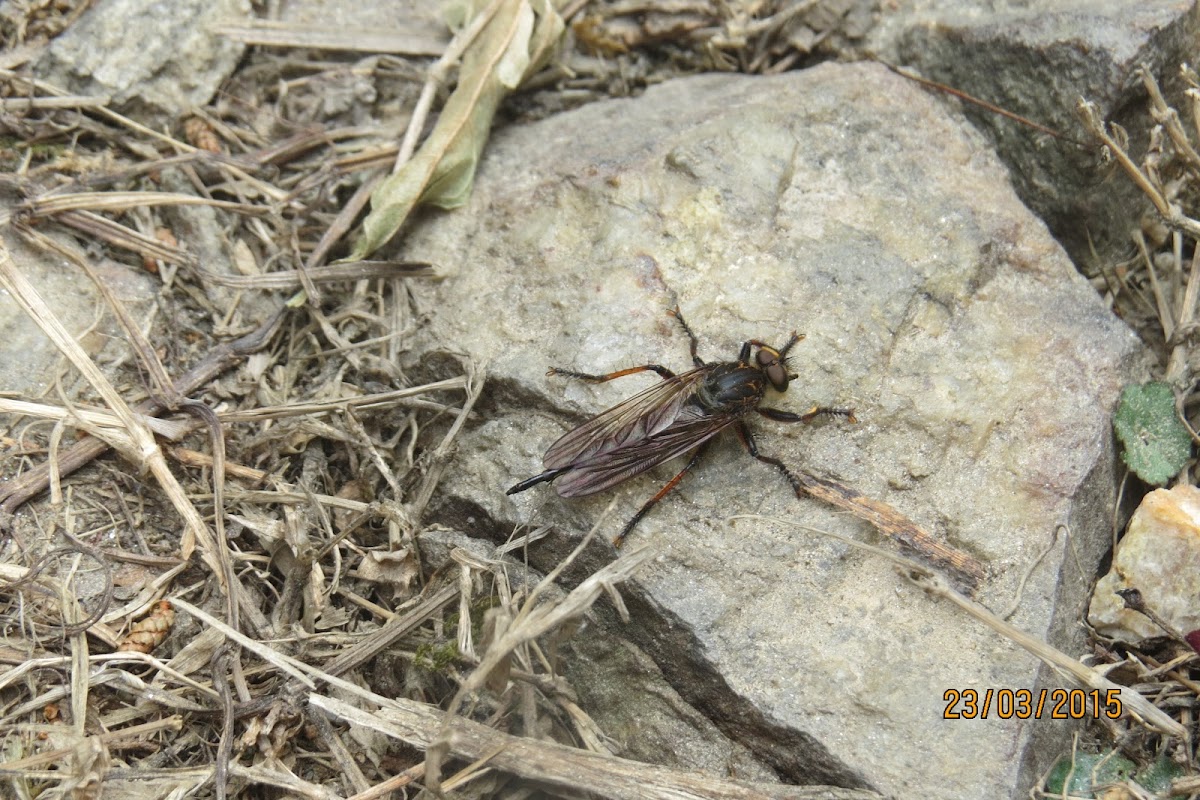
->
[3, 0, 1196, 795]
[0, 2, 885, 799]
[1066, 65, 1200, 798]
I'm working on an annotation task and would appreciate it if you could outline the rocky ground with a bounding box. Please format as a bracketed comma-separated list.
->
[1, 1, 1197, 799]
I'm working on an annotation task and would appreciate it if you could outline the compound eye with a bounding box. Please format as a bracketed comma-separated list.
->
[766, 362, 789, 391]
[757, 348, 790, 391]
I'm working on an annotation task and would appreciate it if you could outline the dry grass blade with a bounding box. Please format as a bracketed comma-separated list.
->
[1132, 228, 1176, 342]
[0, 95, 110, 111]
[216, 19, 448, 56]
[197, 260, 435, 289]
[19, 191, 265, 219]
[0, 398, 190, 439]
[227, 763, 343, 800]
[211, 379, 467, 423]
[167, 598, 316, 688]
[53, 210, 196, 267]
[322, 582, 460, 677]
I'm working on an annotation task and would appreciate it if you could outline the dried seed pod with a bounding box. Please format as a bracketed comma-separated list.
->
[117, 600, 175, 653]
[183, 117, 222, 153]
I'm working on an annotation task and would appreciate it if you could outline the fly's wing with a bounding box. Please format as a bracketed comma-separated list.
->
[543, 368, 708, 471]
[554, 405, 742, 498]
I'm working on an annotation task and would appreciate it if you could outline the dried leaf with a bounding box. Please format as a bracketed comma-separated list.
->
[350, 0, 565, 259]
[357, 548, 421, 599]
[65, 736, 110, 800]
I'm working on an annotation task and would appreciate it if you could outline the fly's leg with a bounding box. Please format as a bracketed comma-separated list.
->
[507, 467, 570, 495]
[666, 306, 705, 367]
[735, 422, 806, 497]
[548, 364, 676, 382]
[550, 305, 704, 381]
[758, 405, 857, 424]
[613, 440, 712, 548]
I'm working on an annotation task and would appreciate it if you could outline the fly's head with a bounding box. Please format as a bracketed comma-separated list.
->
[754, 332, 804, 393]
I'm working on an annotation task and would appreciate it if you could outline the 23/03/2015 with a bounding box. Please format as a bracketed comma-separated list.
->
[943, 688, 1123, 720]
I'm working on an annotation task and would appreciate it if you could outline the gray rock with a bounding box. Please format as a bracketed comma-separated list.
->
[404, 62, 1144, 798]
[868, 0, 1200, 270]
[563, 622, 782, 783]
[35, 0, 249, 116]
[0, 235, 157, 397]
[415, 526, 786, 782]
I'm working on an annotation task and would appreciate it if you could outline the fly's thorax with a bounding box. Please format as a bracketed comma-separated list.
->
[694, 363, 768, 413]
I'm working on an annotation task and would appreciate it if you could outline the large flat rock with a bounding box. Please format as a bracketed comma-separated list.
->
[402, 62, 1143, 798]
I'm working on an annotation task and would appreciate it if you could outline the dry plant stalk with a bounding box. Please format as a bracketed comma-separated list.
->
[1078, 67, 1200, 387]
[317, 693, 878, 800]
[1077, 98, 1200, 238]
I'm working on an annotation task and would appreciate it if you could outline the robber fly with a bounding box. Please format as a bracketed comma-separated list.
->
[507, 307, 856, 547]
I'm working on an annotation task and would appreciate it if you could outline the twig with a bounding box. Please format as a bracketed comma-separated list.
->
[227, 763, 342, 800]
[1077, 98, 1200, 240]
[786, 469, 985, 590]
[343, 763, 424, 800]
[1140, 65, 1200, 173]
[880, 60, 1084, 144]
[323, 582, 460, 677]
[200, 260, 435, 289]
